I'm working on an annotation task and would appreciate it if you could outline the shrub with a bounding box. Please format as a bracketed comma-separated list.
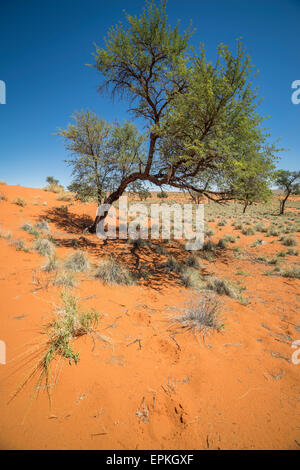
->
[157, 191, 168, 199]
[174, 295, 224, 336]
[0, 193, 7, 201]
[65, 250, 90, 272]
[34, 238, 55, 256]
[93, 257, 135, 285]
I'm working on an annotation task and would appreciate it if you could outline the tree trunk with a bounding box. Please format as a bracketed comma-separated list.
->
[243, 201, 248, 214]
[280, 192, 290, 215]
[85, 133, 158, 234]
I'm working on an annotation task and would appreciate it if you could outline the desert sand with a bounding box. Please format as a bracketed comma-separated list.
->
[0, 184, 299, 450]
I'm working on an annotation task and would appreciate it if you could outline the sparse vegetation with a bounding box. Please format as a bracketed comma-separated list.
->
[14, 197, 26, 207]
[34, 238, 55, 256]
[64, 251, 90, 272]
[173, 295, 224, 336]
[93, 257, 135, 285]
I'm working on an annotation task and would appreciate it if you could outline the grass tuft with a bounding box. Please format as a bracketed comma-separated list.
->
[64, 250, 90, 272]
[173, 295, 224, 336]
[93, 257, 135, 285]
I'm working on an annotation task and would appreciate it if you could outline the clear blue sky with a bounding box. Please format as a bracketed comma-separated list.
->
[0, 0, 299, 188]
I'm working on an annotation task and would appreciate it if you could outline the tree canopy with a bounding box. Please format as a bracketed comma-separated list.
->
[59, 0, 280, 231]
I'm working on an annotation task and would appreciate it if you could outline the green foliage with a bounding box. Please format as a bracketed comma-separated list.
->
[157, 190, 168, 199]
[59, 0, 280, 223]
[58, 110, 145, 205]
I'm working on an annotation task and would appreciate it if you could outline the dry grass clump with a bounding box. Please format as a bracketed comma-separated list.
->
[42, 255, 59, 272]
[173, 294, 224, 336]
[206, 277, 238, 298]
[56, 191, 72, 202]
[185, 253, 201, 268]
[0, 230, 12, 241]
[14, 197, 26, 207]
[280, 266, 300, 279]
[34, 238, 55, 256]
[10, 239, 30, 252]
[93, 257, 135, 285]
[242, 227, 256, 236]
[35, 220, 50, 232]
[280, 236, 297, 247]
[163, 255, 184, 274]
[53, 271, 77, 287]
[180, 268, 205, 289]
[21, 222, 40, 238]
[64, 250, 90, 272]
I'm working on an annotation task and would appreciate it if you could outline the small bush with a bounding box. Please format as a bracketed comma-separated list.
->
[0, 193, 7, 201]
[65, 250, 90, 272]
[34, 238, 55, 256]
[174, 295, 224, 336]
[93, 257, 135, 285]
[157, 191, 168, 199]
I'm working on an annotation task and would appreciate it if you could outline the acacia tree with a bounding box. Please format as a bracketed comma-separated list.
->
[57, 110, 145, 204]
[223, 152, 275, 213]
[61, 0, 278, 232]
[275, 170, 300, 215]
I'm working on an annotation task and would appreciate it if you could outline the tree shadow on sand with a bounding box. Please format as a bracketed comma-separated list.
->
[43, 207, 93, 235]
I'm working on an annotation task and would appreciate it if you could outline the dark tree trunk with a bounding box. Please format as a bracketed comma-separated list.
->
[243, 201, 248, 214]
[280, 192, 290, 215]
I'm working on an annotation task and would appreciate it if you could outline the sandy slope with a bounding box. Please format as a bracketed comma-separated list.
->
[0, 184, 299, 450]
